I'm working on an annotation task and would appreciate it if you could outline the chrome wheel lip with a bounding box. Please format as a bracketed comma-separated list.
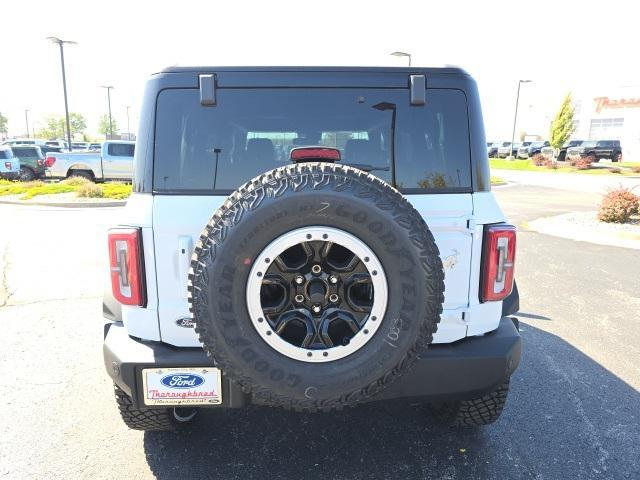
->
[246, 226, 388, 363]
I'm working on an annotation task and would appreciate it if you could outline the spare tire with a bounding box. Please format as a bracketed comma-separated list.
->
[188, 163, 444, 411]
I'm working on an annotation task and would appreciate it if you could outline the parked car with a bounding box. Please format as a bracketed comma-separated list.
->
[487, 142, 500, 158]
[0, 145, 20, 180]
[45, 140, 69, 149]
[103, 66, 521, 432]
[2, 138, 46, 146]
[497, 141, 520, 158]
[10, 145, 46, 181]
[557, 140, 583, 162]
[45, 140, 135, 181]
[566, 139, 622, 163]
[71, 142, 90, 151]
[517, 141, 550, 159]
[40, 145, 65, 156]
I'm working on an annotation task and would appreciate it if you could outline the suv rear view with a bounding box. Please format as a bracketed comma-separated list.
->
[10, 145, 46, 181]
[103, 67, 521, 431]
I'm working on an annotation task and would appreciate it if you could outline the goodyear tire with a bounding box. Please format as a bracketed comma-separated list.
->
[188, 163, 444, 411]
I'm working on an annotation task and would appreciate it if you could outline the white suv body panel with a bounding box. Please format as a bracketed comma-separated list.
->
[142, 191, 507, 347]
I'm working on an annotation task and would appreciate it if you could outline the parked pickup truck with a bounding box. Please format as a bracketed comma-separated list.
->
[45, 140, 135, 181]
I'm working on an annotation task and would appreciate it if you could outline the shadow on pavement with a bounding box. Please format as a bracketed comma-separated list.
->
[515, 312, 552, 321]
[143, 323, 639, 480]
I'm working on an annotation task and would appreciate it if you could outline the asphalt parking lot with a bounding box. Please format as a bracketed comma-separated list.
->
[1, 184, 639, 480]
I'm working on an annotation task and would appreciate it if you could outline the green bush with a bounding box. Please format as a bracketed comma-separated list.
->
[598, 188, 640, 223]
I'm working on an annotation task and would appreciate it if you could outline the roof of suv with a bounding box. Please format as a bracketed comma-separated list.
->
[159, 65, 469, 75]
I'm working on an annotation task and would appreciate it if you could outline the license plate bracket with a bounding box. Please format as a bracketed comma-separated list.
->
[142, 367, 222, 406]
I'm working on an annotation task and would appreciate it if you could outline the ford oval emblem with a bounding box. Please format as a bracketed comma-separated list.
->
[160, 373, 205, 389]
[176, 317, 195, 328]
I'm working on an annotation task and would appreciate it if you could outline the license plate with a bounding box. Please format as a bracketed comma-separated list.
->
[142, 367, 222, 406]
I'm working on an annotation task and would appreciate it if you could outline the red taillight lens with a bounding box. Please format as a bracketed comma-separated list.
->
[44, 156, 56, 167]
[108, 228, 146, 306]
[4, 162, 11, 169]
[481, 224, 516, 302]
[290, 147, 341, 162]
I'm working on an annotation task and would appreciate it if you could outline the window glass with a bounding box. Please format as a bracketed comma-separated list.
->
[12, 147, 37, 158]
[154, 88, 471, 192]
[0, 149, 12, 159]
[107, 143, 135, 157]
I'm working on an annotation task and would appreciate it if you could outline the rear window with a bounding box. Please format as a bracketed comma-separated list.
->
[107, 143, 135, 157]
[153, 88, 471, 193]
[12, 147, 41, 158]
[0, 149, 13, 159]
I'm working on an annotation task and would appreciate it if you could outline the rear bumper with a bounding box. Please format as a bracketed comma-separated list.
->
[104, 317, 521, 409]
[0, 171, 20, 180]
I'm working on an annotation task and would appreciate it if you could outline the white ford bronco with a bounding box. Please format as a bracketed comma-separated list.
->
[103, 66, 521, 431]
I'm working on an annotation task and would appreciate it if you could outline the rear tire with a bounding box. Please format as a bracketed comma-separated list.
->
[19, 166, 35, 182]
[429, 380, 510, 427]
[113, 384, 198, 431]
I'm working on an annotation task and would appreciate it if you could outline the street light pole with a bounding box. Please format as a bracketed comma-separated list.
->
[24, 110, 30, 138]
[47, 37, 76, 150]
[100, 86, 114, 138]
[390, 51, 412, 66]
[126, 105, 130, 139]
[510, 80, 532, 159]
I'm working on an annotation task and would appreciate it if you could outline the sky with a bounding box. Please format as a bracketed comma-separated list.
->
[1, 0, 638, 140]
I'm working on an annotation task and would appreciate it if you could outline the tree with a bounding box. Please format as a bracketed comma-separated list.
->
[0, 112, 8, 135]
[36, 116, 65, 139]
[98, 114, 119, 137]
[69, 113, 87, 137]
[549, 93, 575, 148]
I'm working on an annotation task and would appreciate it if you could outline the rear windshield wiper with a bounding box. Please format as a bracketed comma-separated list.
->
[342, 163, 390, 172]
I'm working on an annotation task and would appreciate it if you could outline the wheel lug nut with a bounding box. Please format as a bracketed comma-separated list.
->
[329, 275, 338, 284]
[311, 264, 322, 275]
[295, 294, 304, 303]
[329, 293, 339, 303]
[294, 275, 304, 285]
[312, 304, 321, 314]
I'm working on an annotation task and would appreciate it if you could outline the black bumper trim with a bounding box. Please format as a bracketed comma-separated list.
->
[103, 317, 521, 409]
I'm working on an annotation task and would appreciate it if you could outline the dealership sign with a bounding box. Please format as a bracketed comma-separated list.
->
[594, 96, 640, 113]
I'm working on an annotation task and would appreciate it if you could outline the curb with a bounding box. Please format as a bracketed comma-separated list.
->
[522, 216, 640, 250]
[0, 198, 127, 208]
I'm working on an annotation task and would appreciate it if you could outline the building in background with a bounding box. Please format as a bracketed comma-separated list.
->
[572, 85, 640, 160]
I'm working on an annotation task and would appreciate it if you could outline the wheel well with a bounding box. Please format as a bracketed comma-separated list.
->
[67, 168, 94, 178]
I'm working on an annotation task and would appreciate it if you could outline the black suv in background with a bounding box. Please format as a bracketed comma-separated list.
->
[517, 141, 549, 159]
[557, 140, 583, 162]
[566, 140, 622, 163]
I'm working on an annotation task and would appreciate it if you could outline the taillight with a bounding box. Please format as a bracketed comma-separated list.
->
[4, 162, 10, 169]
[108, 228, 146, 306]
[481, 224, 516, 302]
[45, 156, 56, 167]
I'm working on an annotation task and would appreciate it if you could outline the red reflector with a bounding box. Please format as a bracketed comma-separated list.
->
[108, 228, 146, 306]
[481, 224, 516, 302]
[45, 156, 56, 168]
[290, 147, 341, 162]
